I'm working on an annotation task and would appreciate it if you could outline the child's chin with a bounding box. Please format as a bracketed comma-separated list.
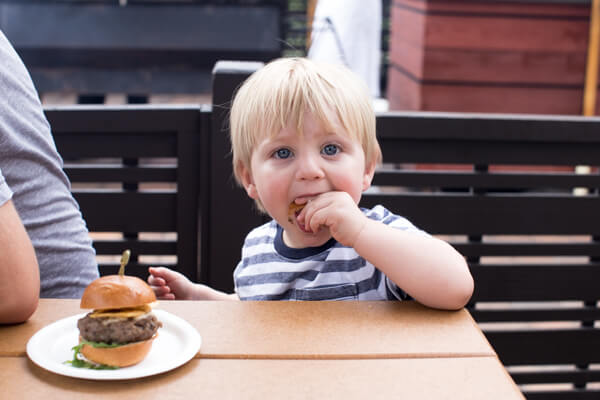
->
[290, 229, 331, 248]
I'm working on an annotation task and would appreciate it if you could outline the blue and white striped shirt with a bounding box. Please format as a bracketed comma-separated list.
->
[233, 205, 426, 301]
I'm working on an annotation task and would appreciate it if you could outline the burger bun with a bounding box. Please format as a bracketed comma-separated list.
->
[80, 275, 156, 310]
[79, 335, 157, 367]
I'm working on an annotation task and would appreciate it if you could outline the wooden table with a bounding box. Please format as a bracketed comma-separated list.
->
[0, 299, 524, 399]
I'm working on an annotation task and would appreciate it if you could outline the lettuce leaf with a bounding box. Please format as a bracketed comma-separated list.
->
[64, 340, 122, 370]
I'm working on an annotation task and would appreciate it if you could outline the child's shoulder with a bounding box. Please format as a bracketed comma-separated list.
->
[362, 204, 401, 223]
[363, 204, 392, 219]
[363, 205, 425, 233]
[244, 219, 278, 241]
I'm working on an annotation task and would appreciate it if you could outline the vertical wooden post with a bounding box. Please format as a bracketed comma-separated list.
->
[583, 0, 600, 116]
[175, 111, 203, 283]
[306, 0, 319, 50]
[577, 3, 600, 386]
[209, 61, 264, 292]
[576, 0, 600, 194]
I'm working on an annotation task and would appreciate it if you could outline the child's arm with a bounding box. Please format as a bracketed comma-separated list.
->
[353, 221, 473, 310]
[148, 267, 238, 301]
[299, 192, 473, 310]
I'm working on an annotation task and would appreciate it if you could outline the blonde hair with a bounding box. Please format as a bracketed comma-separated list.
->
[230, 57, 382, 186]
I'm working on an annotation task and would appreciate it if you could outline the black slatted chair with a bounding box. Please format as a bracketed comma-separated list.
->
[365, 112, 600, 399]
[47, 105, 207, 281]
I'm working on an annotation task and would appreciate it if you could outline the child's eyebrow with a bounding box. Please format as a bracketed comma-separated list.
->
[322, 131, 354, 141]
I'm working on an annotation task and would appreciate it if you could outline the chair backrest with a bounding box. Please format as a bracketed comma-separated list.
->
[47, 105, 207, 281]
[208, 61, 268, 290]
[365, 112, 600, 396]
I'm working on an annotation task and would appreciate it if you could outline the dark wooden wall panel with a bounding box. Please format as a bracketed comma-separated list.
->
[388, 0, 594, 114]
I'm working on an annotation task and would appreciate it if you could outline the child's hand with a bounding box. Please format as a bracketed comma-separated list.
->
[148, 267, 194, 300]
[297, 191, 367, 247]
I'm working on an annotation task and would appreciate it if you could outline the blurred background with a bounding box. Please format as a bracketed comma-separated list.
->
[1, 0, 595, 116]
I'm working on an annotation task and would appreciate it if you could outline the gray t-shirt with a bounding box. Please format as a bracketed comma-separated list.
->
[0, 31, 99, 298]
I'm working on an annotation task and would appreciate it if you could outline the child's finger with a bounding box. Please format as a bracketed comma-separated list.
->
[153, 283, 168, 294]
[149, 266, 181, 282]
[148, 276, 166, 286]
[147, 269, 165, 285]
[309, 209, 326, 233]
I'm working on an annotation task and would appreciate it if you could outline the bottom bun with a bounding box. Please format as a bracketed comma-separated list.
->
[79, 335, 157, 367]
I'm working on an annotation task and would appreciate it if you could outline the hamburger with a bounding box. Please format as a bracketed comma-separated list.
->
[74, 274, 162, 368]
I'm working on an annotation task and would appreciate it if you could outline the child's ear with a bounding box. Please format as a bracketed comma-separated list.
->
[238, 163, 259, 200]
[362, 161, 377, 191]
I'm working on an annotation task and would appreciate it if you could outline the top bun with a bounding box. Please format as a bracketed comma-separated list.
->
[80, 275, 156, 310]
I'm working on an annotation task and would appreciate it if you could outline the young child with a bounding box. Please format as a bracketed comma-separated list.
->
[148, 57, 473, 309]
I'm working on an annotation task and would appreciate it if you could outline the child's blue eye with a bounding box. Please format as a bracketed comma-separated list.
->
[274, 148, 292, 159]
[322, 144, 339, 156]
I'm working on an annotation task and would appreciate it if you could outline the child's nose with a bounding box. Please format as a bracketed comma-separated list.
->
[296, 152, 325, 181]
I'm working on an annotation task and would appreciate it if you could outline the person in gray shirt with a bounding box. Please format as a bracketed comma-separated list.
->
[0, 30, 99, 298]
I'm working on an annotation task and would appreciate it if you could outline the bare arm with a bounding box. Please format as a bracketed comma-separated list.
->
[0, 200, 40, 323]
[354, 219, 473, 310]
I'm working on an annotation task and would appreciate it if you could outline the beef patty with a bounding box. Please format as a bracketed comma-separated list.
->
[77, 313, 162, 344]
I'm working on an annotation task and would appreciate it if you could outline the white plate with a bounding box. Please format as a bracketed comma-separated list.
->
[26, 309, 201, 380]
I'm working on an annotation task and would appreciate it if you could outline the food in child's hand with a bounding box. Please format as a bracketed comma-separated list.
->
[288, 202, 305, 224]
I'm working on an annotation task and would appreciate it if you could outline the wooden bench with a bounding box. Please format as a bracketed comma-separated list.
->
[209, 63, 600, 399]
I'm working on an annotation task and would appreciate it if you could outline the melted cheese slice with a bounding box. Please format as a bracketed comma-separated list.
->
[89, 304, 152, 319]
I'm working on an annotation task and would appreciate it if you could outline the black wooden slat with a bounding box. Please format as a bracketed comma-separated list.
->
[472, 307, 600, 322]
[486, 329, 600, 365]
[512, 369, 600, 385]
[375, 112, 600, 166]
[376, 112, 600, 143]
[174, 122, 202, 281]
[525, 390, 600, 400]
[453, 242, 600, 257]
[377, 138, 600, 166]
[470, 264, 600, 302]
[93, 240, 177, 255]
[54, 131, 177, 158]
[373, 170, 600, 189]
[46, 106, 200, 133]
[64, 165, 176, 183]
[74, 191, 176, 231]
[197, 110, 212, 283]
[33, 67, 214, 94]
[361, 193, 600, 235]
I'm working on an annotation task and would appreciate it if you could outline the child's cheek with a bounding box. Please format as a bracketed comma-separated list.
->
[260, 177, 290, 218]
[333, 174, 363, 203]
